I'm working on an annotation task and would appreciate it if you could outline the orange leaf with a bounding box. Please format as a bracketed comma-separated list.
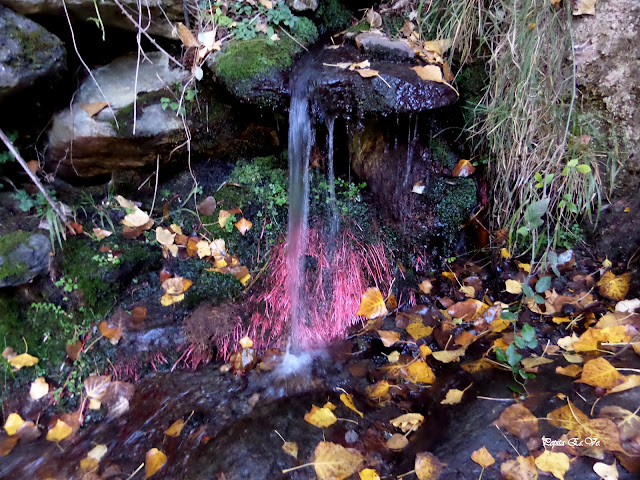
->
[164, 419, 185, 437]
[99, 321, 123, 345]
[234, 217, 252, 235]
[577, 357, 624, 390]
[357, 287, 388, 319]
[81, 101, 109, 117]
[495, 403, 539, 439]
[46, 419, 73, 442]
[452, 159, 475, 177]
[145, 448, 167, 478]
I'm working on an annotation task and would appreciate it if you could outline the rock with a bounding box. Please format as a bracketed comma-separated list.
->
[287, 0, 318, 11]
[355, 32, 415, 60]
[0, 231, 51, 287]
[1, 0, 183, 38]
[46, 52, 190, 178]
[0, 6, 66, 103]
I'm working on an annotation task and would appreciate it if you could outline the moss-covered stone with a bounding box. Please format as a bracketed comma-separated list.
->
[314, 0, 352, 34]
[429, 177, 477, 244]
[430, 137, 459, 170]
[6, 22, 59, 70]
[0, 230, 31, 280]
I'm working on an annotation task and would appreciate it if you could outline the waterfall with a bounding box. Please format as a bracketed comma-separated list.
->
[326, 116, 339, 255]
[286, 67, 313, 353]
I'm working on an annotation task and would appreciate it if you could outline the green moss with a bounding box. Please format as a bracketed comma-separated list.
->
[176, 261, 243, 309]
[430, 137, 459, 170]
[7, 24, 58, 70]
[291, 17, 319, 45]
[348, 23, 370, 33]
[456, 64, 489, 126]
[314, 0, 352, 34]
[112, 91, 166, 136]
[0, 230, 32, 280]
[429, 178, 477, 244]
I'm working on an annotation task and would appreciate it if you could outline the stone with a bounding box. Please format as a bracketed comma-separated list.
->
[0, 231, 51, 287]
[1, 0, 184, 38]
[287, 0, 318, 11]
[0, 6, 66, 102]
[355, 32, 415, 60]
[46, 52, 190, 178]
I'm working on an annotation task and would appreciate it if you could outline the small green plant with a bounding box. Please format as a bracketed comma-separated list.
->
[161, 97, 185, 116]
[496, 323, 538, 393]
[12, 189, 66, 251]
[92, 252, 121, 267]
[0, 130, 17, 165]
[55, 276, 78, 293]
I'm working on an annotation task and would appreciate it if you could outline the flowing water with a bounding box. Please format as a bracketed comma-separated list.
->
[286, 64, 313, 354]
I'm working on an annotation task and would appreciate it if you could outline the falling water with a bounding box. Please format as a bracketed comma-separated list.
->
[326, 116, 340, 254]
[402, 115, 419, 188]
[287, 66, 313, 353]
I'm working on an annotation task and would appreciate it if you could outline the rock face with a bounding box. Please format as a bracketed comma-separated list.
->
[0, 5, 66, 102]
[1, 0, 183, 38]
[287, 0, 318, 11]
[46, 52, 189, 178]
[0, 231, 51, 287]
[572, 0, 640, 194]
[355, 32, 415, 60]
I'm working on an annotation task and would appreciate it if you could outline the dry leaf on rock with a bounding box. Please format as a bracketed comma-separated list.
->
[440, 384, 472, 405]
[447, 299, 488, 321]
[598, 271, 630, 301]
[359, 468, 380, 480]
[377, 330, 400, 347]
[164, 419, 185, 437]
[235, 217, 252, 235]
[160, 276, 193, 306]
[569, 418, 624, 452]
[387, 433, 409, 450]
[366, 9, 382, 28]
[500, 456, 538, 480]
[145, 448, 167, 478]
[80, 444, 108, 471]
[81, 102, 109, 117]
[452, 159, 475, 177]
[177, 22, 198, 47]
[608, 374, 640, 393]
[46, 419, 73, 442]
[415, 451, 446, 480]
[357, 69, 379, 78]
[29, 377, 49, 400]
[521, 357, 554, 370]
[155, 227, 175, 246]
[8, 353, 39, 370]
[84, 375, 112, 410]
[431, 348, 465, 363]
[459, 285, 475, 297]
[506, 279, 523, 294]
[470, 446, 495, 467]
[390, 413, 424, 433]
[357, 287, 388, 319]
[412, 65, 444, 83]
[495, 403, 539, 439]
[593, 461, 618, 480]
[312, 441, 364, 480]
[402, 360, 436, 384]
[547, 402, 589, 431]
[406, 323, 433, 340]
[283, 441, 298, 458]
[304, 405, 338, 428]
[555, 364, 583, 377]
[340, 393, 363, 418]
[99, 321, 123, 345]
[3, 413, 24, 436]
[573, 0, 597, 16]
[598, 406, 640, 442]
[365, 380, 390, 401]
[534, 450, 570, 480]
[577, 357, 624, 390]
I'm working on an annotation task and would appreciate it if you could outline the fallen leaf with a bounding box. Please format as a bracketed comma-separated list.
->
[283, 441, 298, 458]
[259, 0, 272, 9]
[99, 320, 123, 345]
[415, 451, 446, 480]
[377, 330, 400, 347]
[574, 326, 630, 352]
[357, 68, 379, 78]
[132, 306, 147, 327]
[177, 22, 198, 47]
[406, 323, 433, 340]
[505, 279, 523, 294]
[495, 403, 539, 439]
[521, 357, 554, 370]
[547, 402, 589, 431]
[454, 331, 476, 349]
[419, 345, 432, 359]
[4, 413, 24, 436]
[155, 227, 175, 246]
[471, 446, 495, 467]
[312, 441, 364, 480]
[440, 384, 472, 405]
[403, 360, 436, 384]
[412, 65, 444, 82]
[569, 418, 624, 452]
[365, 380, 390, 401]
[447, 299, 488, 321]
[304, 405, 338, 428]
[452, 159, 475, 177]
[386, 351, 400, 363]
[608, 374, 640, 393]
[598, 406, 640, 442]
[555, 364, 583, 377]
[29, 377, 49, 400]
[81, 101, 109, 117]
[93, 227, 113, 239]
[197, 196, 217, 216]
[46, 419, 73, 442]
[431, 348, 465, 363]
[419, 280, 433, 294]
[459, 285, 475, 297]
[534, 450, 570, 480]
[573, 0, 597, 16]
[160, 276, 193, 306]
[0, 435, 18, 456]
[145, 448, 167, 478]
[164, 419, 185, 437]
[577, 357, 624, 390]
[359, 468, 380, 480]
[387, 433, 409, 450]
[80, 444, 108, 471]
[84, 375, 112, 410]
[340, 393, 363, 418]
[500, 456, 538, 480]
[8, 353, 39, 370]
[598, 271, 630, 301]
[1, 347, 16, 360]
[390, 413, 424, 433]
[593, 461, 618, 480]
[366, 9, 382, 28]
[122, 208, 151, 228]
[357, 287, 388, 319]
[235, 217, 252, 235]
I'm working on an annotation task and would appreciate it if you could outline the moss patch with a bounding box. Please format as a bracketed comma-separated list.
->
[0, 230, 32, 280]
[6, 23, 59, 70]
[314, 0, 353, 34]
[429, 178, 477, 245]
[430, 137, 459, 170]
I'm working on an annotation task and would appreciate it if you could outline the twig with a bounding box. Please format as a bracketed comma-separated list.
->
[0, 128, 68, 225]
[277, 26, 308, 52]
[150, 155, 160, 215]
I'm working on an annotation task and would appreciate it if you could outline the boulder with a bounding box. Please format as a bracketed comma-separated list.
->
[0, 231, 51, 287]
[0, 5, 66, 102]
[0, 0, 183, 38]
[355, 32, 415, 60]
[287, 0, 318, 11]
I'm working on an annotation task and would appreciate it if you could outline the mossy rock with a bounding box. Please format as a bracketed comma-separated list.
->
[0, 231, 50, 287]
[313, 0, 352, 34]
[428, 177, 477, 245]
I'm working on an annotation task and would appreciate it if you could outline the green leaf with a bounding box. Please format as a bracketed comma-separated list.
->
[544, 173, 555, 185]
[508, 384, 524, 394]
[535, 183, 543, 189]
[534, 172, 543, 182]
[501, 311, 518, 321]
[506, 344, 523, 366]
[534, 294, 546, 304]
[562, 167, 570, 176]
[576, 164, 591, 174]
[527, 198, 550, 219]
[496, 348, 507, 363]
[521, 284, 535, 298]
[514, 335, 526, 349]
[521, 323, 536, 343]
[535, 276, 552, 293]
[567, 159, 579, 168]
[568, 202, 578, 214]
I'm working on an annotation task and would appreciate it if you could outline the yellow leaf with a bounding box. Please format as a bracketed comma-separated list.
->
[555, 364, 583, 377]
[115, 195, 136, 209]
[92, 227, 113, 239]
[235, 217, 252, 235]
[501, 248, 511, 259]
[155, 227, 175, 246]
[386, 351, 400, 363]
[122, 208, 151, 228]
[177, 22, 198, 47]
[312, 441, 364, 480]
[218, 209, 232, 228]
[340, 393, 363, 418]
[196, 240, 211, 258]
[29, 377, 49, 400]
[282, 441, 298, 458]
[239, 336, 254, 349]
[440, 384, 472, 405]
[377, 330, 400, 347]
[387, 433, 409, 450]
[357, 287, 388, 319]
[517, 261, 531, 272]
[419, 345, 432, 359]
[608, 374, 640, 393]
[4, 413, 24, 436]
[534, 450, 570, 480]
[390, 413, 424, 433]
[569, 419, 624, 452]
[459, 285, 475, 297]
[81, 101, 109, 117]
[161, 293, 184, 306]
[357, 69, 379, 78]
[419, 279, 433, 294]
[431, 348, 465, 363]
[403, 360, 436, 384]
[46, 419, 73, 442]
[422, 39, 452, 56]
[406, 323, 433, 340]
[80, 444, 107, 470]
[577, 357, 624, 390]
[164, 419, 184, 437]
[471, 446, 495, 468]
[304, 405, 338, 428]
[505, 279, 522, 294]
[359, 468, 380, 480]
[442, 271, 457, 283]
[597, 271, 630, 301]
[412, 65, 444, 83]
[8, 353, 39, 370]
[365, 380, 390, 401]
[547, 402, 589, 431]
[573, 0, 596, 16]
[415, 451, 446, 480]
[500, 456, 538, 480]
[145, 448, 167, 478]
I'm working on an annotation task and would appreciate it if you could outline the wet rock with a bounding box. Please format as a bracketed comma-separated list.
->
[287, 0, 318, 11]
[0, 231, 51, 287]
[355, 32, 415, 60]
[0, 6, 66, 102]
[1, 0, 183, 38]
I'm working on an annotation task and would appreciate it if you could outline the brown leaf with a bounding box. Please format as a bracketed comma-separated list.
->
[598, 406, 640, 443]
[0, 435, 18, 456]
[577, 357, 624, 390]
[377, 330, 400, 347]
[132, 306, 147, 328]
[500, 456, 538, 480]
[387, 433, 409, 450]
[357, 69, 379, 79]
[495, 403, 539, 439]
[66, 340, 83, 361]
[366, 9, 382, 28]
[234, 217, 252, 235]
[569, 418, 624, 452]
[312, 441, 364, 480]
[390, 413, 424, 433]
[452, 159, 475, 177]
[598, 271, 630, 301]
[177, 22, 198, 47]
[145, 448, 167, 478]
[415, 451, 446, 480]
[81, 101, 109, 117]
[197, 196, 217, 216]
[99, 320, 123, 345]
[447, 299, 488, 321]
